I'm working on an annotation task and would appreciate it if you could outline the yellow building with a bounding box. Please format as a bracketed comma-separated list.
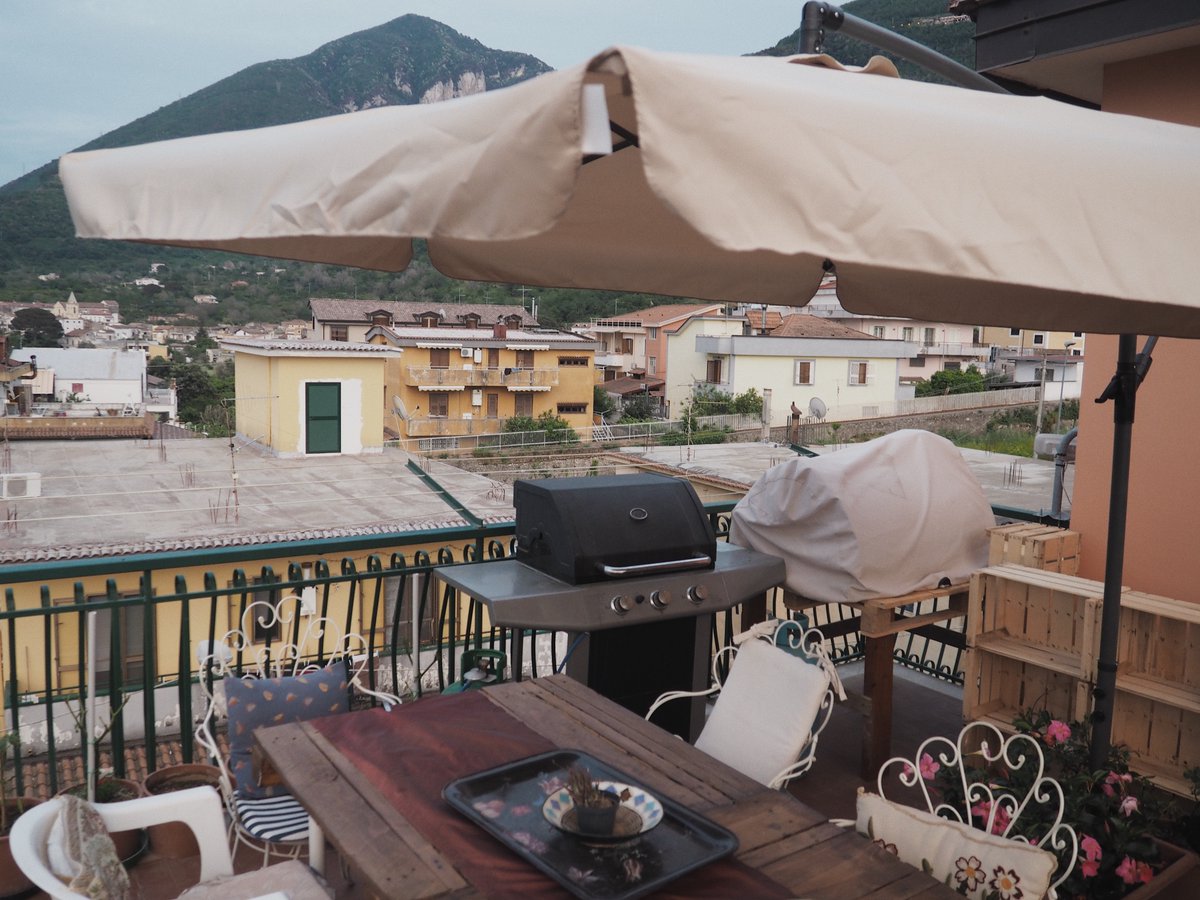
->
[309, 299, 597, 447]
[223, 338, 401, 457]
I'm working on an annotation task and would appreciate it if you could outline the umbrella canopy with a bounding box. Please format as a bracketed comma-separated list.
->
[60, 45, 1200, 338]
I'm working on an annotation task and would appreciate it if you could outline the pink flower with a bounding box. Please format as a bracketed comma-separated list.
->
[1116, 856, 1138, 885]
[902, 763, 914, 780]
[971, 799, 992, 823]
[1103, 771, 1132, 797]
[1045, 720, 1071, 745]
[990, 805, 1012, 836]
[1080, 859, 1100, 878]
[1120, 795, 1139, 816]
[1137, 861, 1154, 884]
[919, 752, 940, 780]
[1080, 835, 1102, 862]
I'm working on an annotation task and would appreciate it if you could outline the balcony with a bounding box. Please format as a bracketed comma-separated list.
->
[405, 366, 559, 389]
[405, 416, 501, 437]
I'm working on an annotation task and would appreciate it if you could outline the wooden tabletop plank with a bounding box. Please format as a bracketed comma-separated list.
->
[256, 721, 466, 899]
[756, 829, 919, 900]
[859, 870, 960, 899]
[704, 790, 830, 854]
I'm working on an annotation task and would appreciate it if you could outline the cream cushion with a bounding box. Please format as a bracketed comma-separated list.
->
[856, 790, 1057, 899]
[694, 639, 828, 786]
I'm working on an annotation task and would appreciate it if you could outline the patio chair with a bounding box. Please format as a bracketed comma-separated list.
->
[195, 594, 402, 868]
[853, 721, 1077, 899]
[8, 785, 332, 899]
[645, 618, 845, 789]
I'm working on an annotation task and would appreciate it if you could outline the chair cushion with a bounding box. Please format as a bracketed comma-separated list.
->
[856, 790, 1057, 900]
[225, 663, 349, 799]
[694, 639, 829, 786]
[232, 791, 311, 844]
[178, 858, 333, 899]
[46, 795, 131, 899]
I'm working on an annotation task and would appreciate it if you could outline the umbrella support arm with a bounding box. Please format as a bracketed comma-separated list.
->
[1089, 334, 1156, 768]
[798, 2, 1009, 94]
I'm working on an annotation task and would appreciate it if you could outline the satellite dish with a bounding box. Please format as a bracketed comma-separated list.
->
[808, 397, 827, 421]
[392, 395, 409, 420]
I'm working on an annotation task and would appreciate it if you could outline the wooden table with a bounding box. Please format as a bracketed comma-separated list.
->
[256, 675, 957, 899]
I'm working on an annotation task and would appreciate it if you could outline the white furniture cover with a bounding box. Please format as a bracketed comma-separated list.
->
[729, 430, 993, 604]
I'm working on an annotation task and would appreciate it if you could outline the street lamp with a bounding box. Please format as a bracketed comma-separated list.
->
[1057, 340, 1077, 431]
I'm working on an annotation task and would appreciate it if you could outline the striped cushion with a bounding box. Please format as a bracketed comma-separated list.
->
[232, 791, 310, 844]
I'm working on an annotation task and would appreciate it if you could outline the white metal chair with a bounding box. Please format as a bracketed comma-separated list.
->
[646, 618, 844, 789]
[9, 787, 231, 898]
[195, 594, 402, 868]
[863, 721, 1077, 899]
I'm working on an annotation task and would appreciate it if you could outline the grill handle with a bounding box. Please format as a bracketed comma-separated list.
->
[600, 555, 713, 577]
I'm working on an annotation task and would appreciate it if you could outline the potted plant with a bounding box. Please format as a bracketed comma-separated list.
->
[140, 761, 221, 857]
[566, 765, 623, 837]
[1, 730, 43, 898]
[927, 709, 1197, 899]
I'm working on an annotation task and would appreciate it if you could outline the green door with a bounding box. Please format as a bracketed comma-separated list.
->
[306, 383, 341, 454]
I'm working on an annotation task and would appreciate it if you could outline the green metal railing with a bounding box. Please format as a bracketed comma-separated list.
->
[0, 500, 1009, 795]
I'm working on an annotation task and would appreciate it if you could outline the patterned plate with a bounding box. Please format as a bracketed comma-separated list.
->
[543, 781, 664, 841]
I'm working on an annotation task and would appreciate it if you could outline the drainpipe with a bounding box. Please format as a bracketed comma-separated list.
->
[1049, 427, 1078, 521]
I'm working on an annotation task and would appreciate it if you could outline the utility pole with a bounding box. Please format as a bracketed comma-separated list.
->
[1033, 350, 1048, 446]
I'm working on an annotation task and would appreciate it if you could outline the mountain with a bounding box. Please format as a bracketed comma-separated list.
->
[0, 4, 975, 328]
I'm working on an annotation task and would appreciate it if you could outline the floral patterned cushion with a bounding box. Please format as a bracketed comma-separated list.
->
[856, 790, 1057, 900]
[225, 664, 349, 799]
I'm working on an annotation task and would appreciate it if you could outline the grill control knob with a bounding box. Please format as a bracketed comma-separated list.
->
[686, 584, 709, 605]
[611, 595, 633, 615]
[650, 590, 671, 610]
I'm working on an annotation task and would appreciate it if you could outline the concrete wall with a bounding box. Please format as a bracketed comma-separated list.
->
[1069, 45, 1200, 604]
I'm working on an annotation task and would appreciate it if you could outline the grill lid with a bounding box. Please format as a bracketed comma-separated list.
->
[513, 473, 717, 584]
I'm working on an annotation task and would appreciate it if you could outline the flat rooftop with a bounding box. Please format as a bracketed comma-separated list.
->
[0, 439, 515, 564]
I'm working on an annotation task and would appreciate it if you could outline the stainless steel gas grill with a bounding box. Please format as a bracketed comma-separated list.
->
[436, 474, 785, 740]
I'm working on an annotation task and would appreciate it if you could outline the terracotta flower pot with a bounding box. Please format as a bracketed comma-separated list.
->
[0, 797, 42, 898]
[57, 777, 144, 865]
[140, 763, 222, 858]
[1123, 839, 1200, 900]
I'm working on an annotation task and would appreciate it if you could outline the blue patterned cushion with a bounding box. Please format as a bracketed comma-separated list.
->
[225, 664, 349, 799]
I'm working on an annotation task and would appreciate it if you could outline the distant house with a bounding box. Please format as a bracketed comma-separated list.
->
[10, 347, 146, 406]
[665, 312, 917, 426]
[574, 303, 725, 382]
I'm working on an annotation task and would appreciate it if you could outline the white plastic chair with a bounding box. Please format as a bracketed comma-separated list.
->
[195, 594, 402, 868]
[9, 787, 232, 899]
[646, 618, 844, 789]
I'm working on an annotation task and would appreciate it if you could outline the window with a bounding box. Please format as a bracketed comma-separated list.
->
[514, 393, 533, 417]
[558, 356, 589, 366]
[944, 361, 961, 371]
[872, 326, 885, 338]
[485, 393, 499, 418]
[370, 312, 392, 326]
[226, 576, 282, 645]
[329, 325, 348, 342]
[428, 392, 450, 417]
[515, 350, 535, 368]
[1073, 332, 1084, 338]
[902, 327, 914, 341]
[924, 327, 936, 345]
[620, 338, 634, 354]
[487, 348, 500, 369]
[648, 357, 657, 375]
[420, 314, 440, 327]
[647, 327, 659, 339]
[1032, 333, 1046, 346]
[793, 359, 814, 385]
[380, 573, 436, 648]
[909, 356, 926, 367]
[706, 357, 723, 384]
[848, 360, 869, 385]
[72, 592, 147, 692]
[429, 348, 450, 368]
[462, 314, 481, 328]
[1009, 327, 1022, 337]
[557, 403, 588, 414]
[1035, 367, 1056, 382]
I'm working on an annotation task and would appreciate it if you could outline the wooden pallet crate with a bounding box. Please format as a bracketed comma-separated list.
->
[986, 523, 1080, 574]
[1112, 590, 1200, 796]
[964, 565, 1102, 734]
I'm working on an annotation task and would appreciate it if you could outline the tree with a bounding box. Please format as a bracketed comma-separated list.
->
[915, 364, 986, 398]
[11, 307, 63, 347]
[619, 392, 657, 421]
[592, 385, 616, 420]
[501, 410, 579, 444]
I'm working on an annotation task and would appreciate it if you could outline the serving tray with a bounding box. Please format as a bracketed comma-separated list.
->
[443, 749, 738, 900]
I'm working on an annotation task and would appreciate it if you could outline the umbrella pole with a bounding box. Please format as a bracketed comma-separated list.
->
[1090, 334, 1155, 767]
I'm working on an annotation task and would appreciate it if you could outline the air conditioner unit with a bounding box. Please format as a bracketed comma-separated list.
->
[460, 347, 473, 358]
[471, 390, 483, 407]
[0, 473, 41, 499]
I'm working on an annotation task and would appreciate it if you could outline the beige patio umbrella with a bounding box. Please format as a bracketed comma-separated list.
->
[59, 45, 1200, 764]
[60, 46, 1200, 338]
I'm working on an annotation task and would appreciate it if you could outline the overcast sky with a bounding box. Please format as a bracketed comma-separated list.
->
[0, 1, 809, 187]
